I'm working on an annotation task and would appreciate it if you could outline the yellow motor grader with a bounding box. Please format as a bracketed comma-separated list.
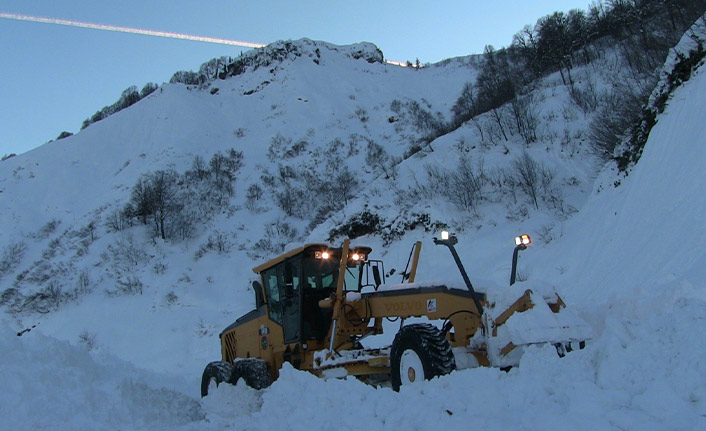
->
[201, 232, 590, 395]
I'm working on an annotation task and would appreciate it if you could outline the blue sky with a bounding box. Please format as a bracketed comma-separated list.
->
[0, 0, 590, 156]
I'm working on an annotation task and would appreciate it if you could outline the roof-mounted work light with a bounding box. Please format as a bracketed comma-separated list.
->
[351, 252, 363, 261]
[510, 234, 531, 286]
[514, 234, 531, 247]
[434, 230, 457, 246]
[431, 230, 483, 314]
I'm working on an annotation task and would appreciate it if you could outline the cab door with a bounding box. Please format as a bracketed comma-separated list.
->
[261, 257, 302, 345]
[281, 256, 302, 344]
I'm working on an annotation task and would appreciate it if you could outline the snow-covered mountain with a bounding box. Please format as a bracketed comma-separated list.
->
[1, 12, 706, 431]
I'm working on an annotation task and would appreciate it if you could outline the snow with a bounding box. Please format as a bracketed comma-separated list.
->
[2, 19, 706, 430]
[0, 317, 205, 431]
[649, 15, 706, 109]
[376, 279, 466, 292]
[312, 347, 388, 370]
[489, 290, 591, 344]
[345, 291, 362, 301]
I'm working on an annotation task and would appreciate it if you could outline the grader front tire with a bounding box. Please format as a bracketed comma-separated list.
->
[390, 323, 456, 391]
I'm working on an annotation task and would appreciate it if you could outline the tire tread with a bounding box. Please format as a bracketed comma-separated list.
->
[390, 323, 456, 391]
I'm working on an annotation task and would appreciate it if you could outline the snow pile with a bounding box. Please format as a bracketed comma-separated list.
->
[546, 45, 706, 309]
[201, 301, 706, 431]
[490, 295, 591, 347]
[4, 296, 706, 431]
[376, 279, 467, 292]
[0, 318, 204, 431]
[485, 280, 590, 341]
[312, 347, 388, 371]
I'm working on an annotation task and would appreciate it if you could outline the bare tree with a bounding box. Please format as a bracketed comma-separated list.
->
[147, 170, 180, 240]
[365, 140, 398, 180]
[245, 183, 264, 212]
[0, 241, 27, 280]
[512, 152, 541, 209]
[333, 166, 358, 206]
[191, 155, 208, 180]
[451, 82, 477, 126]
[509, 93, 539, 145]
[129, 177, 154, 225]
[447, 155, 486, 212]
[420, 155, 486, 213]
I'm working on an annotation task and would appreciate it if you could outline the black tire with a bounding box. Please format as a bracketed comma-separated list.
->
[230, 359, 273, 390]
[201, 361, 234, 397]
[390, 323, 456, 391]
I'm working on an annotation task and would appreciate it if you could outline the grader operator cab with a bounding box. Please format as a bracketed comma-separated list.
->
[201, 233, 590, 395]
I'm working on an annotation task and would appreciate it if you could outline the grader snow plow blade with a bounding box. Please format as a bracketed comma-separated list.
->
[434, 231, 591, 368]
[480, 280, 592, 367]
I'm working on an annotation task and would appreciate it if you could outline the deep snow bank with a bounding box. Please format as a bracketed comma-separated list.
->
[0, 318, 204, 431]
[200, 303, 706, 431]
[546, 55, 706, 308]
[4, 301, 706, 431]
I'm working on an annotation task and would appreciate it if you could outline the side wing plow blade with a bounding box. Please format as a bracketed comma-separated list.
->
[483, 282, 592, 367]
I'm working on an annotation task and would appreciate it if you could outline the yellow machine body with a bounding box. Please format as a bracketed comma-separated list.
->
[214, 239, 579, 385]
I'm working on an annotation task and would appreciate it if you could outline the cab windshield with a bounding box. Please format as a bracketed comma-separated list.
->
[302, 251, 362, 291]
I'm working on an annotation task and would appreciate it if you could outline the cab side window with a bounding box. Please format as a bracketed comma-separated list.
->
[262, 266, 282, 324]
[282, 257, 302, 343]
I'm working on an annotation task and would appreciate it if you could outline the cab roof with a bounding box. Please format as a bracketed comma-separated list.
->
[251, 242, 372, 274]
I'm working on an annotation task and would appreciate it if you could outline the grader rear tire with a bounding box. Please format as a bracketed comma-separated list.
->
[390, 324, 456, 391]
[201, 361, 234, 397]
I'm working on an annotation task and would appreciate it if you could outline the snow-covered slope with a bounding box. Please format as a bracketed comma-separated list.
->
[0, 39, 490, 378]
[0, 40, 470, 234]
[2, 22, 706, 430]
[548, 67, 706, 307]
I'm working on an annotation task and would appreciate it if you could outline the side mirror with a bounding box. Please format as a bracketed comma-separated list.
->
[372, 265, 382, 287]
[252, 280, 265, 308]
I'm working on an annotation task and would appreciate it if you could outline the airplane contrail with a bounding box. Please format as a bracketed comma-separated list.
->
[0, 11, 409, 66]
[0, 12, 266, 48]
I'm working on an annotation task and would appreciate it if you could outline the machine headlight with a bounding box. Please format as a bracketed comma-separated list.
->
[315, 251, 330, 259]
[514, 234, 531, 246]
